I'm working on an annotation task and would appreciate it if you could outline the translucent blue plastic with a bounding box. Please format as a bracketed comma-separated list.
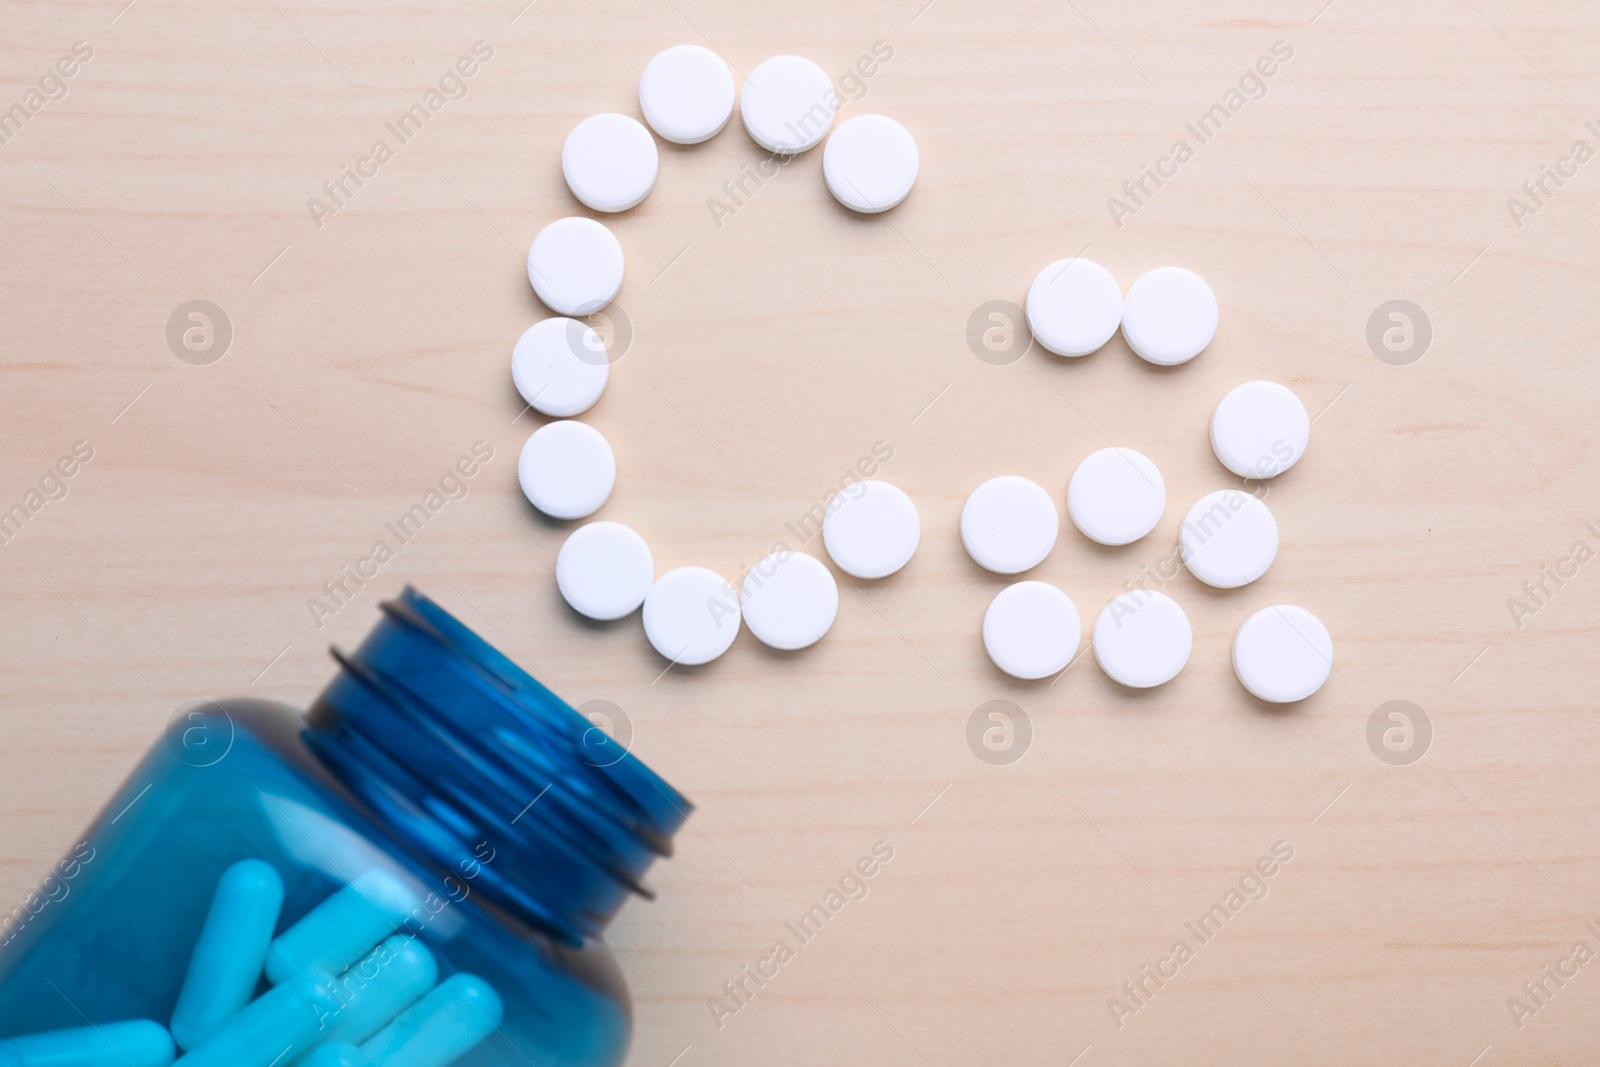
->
[0, 587, 690, 1067]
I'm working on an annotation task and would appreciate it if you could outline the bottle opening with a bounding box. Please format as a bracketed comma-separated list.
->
[304, 587, 690, 946]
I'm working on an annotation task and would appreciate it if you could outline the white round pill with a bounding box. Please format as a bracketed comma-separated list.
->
[740, 552, 838, 651]
[517, 421, 616, 521]
[1210, 381, 1311, 480]
[740, 55, 835, 154]
[561, 113, 659, 213]
[1025, 258, 1123, 358]
[960, 476, 1058, 575]
[982, 581, 1081, 681]
[1179, 489, 1278, 589]
[1120, 267, 1218, 366]
[527, 216, 624, 316]
[642, 566, 741, 665]
[511, 318, 608, 417]
[822, 114, 918, 213]
[1067, 448, 1165, 546]
[1092, 591, 1192, 689]
[639, 44, 735, 145]
[1233, 605, 1333, 703]
[822, 480, 920, 579]
[556, 521, 654, 621]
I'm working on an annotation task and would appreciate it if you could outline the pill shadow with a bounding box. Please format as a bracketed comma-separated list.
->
[642, 650, 732, 679]
[517, 491, 576, 533]
[548, 583, 623, 634]
[833, 559, 915, 594]
[743, 638, 828, 667]
[819, 189, 909, 227]
[1168, 579, 1261, 649]
[1240, 688, 1304, 718]
[1255, 463, 1307, 494]
[1073, 671, 1181, 709]
[1187, 457, 1310, 498]
[1035, 343, 1100, 373]
[1104, 334, 1204, 382]
[959, 551, 1029, 581]
[978, 638, 1092, 688]
[505, 383, 588, 430]
[1071, 534, 1157, 566]
[654, 138, 713, 162]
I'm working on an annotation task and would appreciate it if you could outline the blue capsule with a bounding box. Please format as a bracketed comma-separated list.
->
[320, 934, 437, 1046]
[299, 1043, 371, 1067]
[169, 859, 284, 1050]
[173, 970, 340, 1067]
[0, 1019, 174, 1067]
[264, 870, 419, 985]
[360, 974, 502, 1067]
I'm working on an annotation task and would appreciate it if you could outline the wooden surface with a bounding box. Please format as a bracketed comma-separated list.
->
[4, 0, 1600, 1063]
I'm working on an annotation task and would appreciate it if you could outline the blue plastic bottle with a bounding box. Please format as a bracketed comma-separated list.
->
[0, 588, 690, 1067]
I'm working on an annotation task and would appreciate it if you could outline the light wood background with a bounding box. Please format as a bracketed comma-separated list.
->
[4, 0, 1600, 1063]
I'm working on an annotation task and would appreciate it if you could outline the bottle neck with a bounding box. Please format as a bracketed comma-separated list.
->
[303, 586, 689, 947]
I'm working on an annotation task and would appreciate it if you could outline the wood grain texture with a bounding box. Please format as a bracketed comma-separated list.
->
[3, 0, 1599, 1063]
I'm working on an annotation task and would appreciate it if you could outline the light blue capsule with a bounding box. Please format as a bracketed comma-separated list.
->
[320, 935, 438, 1046]
[299, 1043, 371, 1067]
[359, 974, 502, 1067]
[0, 1019, 174, 1067]
[170, 859, 284, 1050]
[265, 870, 419, 985]
[173, 970, 341, 1067]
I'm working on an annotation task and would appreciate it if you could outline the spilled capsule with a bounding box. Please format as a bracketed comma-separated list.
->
[0, 1019, 174, 1067]
[169, 859, 284, 1050]
[360, 974, 502, 1067]
[265, 869, 419, 985]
